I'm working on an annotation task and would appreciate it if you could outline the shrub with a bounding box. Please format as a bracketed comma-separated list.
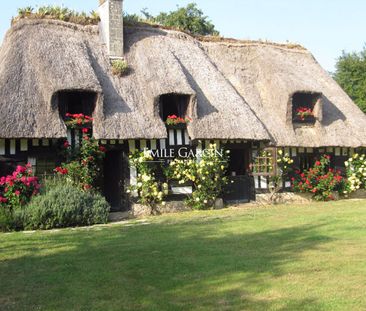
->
[166, 144, 229, 210]
[292, 155, 345, 201]
[111, 59, 129, 77]
[128, 150, 166, 207]
[344, 153, 366, 193]
[0, 208, 14, 232]
[24, 181, 110, 230]
[0, 164, 40, 231]
[0, 164, 40, 211]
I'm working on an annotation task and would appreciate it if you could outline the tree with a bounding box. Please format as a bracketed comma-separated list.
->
[154, 3, 219, 36]
[334, 47, 366, 113]
[126, 3, 219, 36]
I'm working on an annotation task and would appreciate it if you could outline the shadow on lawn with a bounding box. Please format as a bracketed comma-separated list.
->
[0, 222, 332, 311]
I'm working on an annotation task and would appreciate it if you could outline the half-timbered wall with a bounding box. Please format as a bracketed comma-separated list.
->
[2, 135, 364, 199]
[252, 146, 366, 192]
[0, 138, 59, 176]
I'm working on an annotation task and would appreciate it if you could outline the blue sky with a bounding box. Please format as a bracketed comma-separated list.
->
[1, 0, 365, 72]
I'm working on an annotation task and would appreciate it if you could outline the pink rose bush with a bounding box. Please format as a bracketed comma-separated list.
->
[0, 164, 40, 211]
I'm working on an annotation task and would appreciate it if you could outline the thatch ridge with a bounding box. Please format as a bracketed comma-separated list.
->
[10, 18, 99, 35]
[126, 24, 307, 51]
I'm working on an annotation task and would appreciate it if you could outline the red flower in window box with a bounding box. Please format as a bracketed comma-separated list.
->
[166, 115, 192, 126]
[65, 113, 93, 128]
[296, 107, 314, 120]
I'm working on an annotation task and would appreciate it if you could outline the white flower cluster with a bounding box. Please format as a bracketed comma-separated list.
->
[277, 149, 294, 169]
[345, 153, 366, 193]
[128, 151, 165, 205]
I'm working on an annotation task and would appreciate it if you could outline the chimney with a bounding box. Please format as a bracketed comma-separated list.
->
[98, 0, 124, 58]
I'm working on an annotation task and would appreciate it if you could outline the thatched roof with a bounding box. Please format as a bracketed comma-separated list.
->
[0, 19, 269, 141]
[0, 19, 365, 147]
[202, 40, 366, 147]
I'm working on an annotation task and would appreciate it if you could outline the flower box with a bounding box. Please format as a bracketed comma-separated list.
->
[294, 107, 315, 123]
[64, 113, 93, 128]
[165, 115, 191, 126]
[166, 123, 187, 130]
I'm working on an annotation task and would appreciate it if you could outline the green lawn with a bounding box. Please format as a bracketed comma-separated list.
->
[1, 200, 366, 311]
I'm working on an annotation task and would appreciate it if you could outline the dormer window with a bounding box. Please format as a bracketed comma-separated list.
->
[56, 90, 97, 121]
[159, 94, 190, 124]
[291, 92, 321, 124]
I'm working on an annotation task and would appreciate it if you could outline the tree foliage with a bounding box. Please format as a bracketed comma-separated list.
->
[125, 3, 219, 36]
[334, 47, 366, 113]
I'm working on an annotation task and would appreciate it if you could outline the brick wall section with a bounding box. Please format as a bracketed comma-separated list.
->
[108, 0, 124, 57]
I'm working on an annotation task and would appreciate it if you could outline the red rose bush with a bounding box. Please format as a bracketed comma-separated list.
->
[292, 155, 345, 201]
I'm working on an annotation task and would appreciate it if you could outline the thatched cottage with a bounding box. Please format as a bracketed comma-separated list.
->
[0, 0, 365, 210]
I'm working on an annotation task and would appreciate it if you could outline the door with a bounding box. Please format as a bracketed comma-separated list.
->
[224, 147, 253, 203]
[103, 150, 126, 212]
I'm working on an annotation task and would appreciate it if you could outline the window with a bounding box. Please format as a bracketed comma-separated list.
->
[299, 154, 315, 171]
[35, 158, 56, 177]
[57, 91, 97, 120]
[159, 94, 190, 122]
[251, 149, 275, 176]
[291, 92, 321, 123]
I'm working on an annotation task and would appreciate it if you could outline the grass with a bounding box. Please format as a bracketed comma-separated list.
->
[1, 200, 366, 311]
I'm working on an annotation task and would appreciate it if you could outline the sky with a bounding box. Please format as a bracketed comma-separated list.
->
[1, 0, 365, 72]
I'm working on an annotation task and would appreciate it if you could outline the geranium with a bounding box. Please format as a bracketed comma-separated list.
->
[296, 107, 313, 121]
[65, 113, 93, 128]
[166, 115, 192, 126]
